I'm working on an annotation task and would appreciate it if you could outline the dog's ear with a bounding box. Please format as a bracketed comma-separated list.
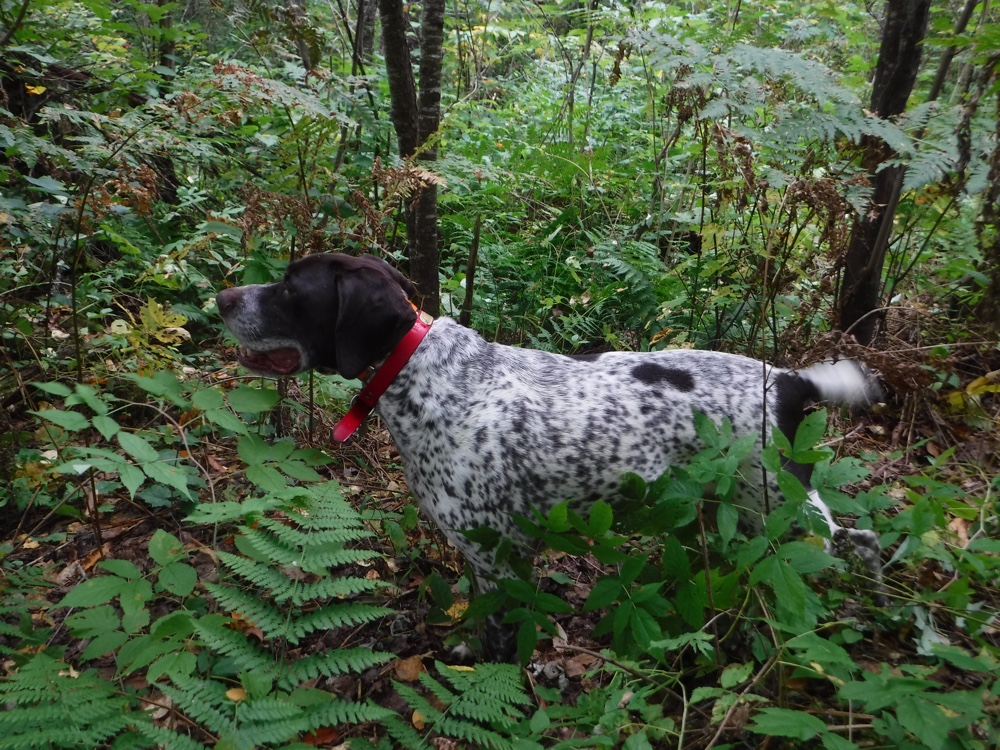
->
[333, 257, 417, 379]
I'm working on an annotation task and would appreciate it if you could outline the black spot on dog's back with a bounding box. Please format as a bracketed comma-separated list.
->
[632, 363, 695, 392]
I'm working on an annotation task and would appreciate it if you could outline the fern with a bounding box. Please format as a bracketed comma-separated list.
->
[0, 564, 54, 656]
[163, 479, 395, 736]
[383, 661, 529, 750]
[237, 522, 380, 570]
[0, 652, 194, 749]
[216, 550, 386, 604]
[159, 672, 391, 750]
[280, 646, 393, 689]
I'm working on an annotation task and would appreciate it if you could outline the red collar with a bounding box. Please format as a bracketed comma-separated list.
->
[332, 311, 432, 443]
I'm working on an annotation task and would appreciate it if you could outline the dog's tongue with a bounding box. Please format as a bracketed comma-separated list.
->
[238, 347, 300, 375]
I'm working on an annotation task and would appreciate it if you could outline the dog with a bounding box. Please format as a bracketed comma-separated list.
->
[218, 252, 883, 662]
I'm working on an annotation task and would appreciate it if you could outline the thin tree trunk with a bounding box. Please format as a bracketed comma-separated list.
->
[287, 0, 312, 71]
[836, 0, 931, 345]
[378, 0, 443, 315]
[157, 0, 176, 74]
[411, 0, 444, 316]
[976, 83, 1000, 331]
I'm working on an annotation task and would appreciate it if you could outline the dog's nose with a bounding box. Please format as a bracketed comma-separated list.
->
[217, 287, 242, 317]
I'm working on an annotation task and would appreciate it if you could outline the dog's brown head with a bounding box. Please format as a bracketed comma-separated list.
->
[217, 253, 417, 379]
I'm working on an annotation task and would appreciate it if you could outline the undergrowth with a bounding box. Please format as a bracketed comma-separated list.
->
[5, 380, 996, 748]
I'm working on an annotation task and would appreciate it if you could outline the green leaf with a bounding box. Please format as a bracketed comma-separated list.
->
[894, 695, 951, 750]
[191, 388, 225, 410]
[148, 651, 197, 682]
[584, 576, 622, 610]
[628, 606, 662, 646]
[91, 415, 120, 439]
[820, 732, 861, 750]
[661, 534, 691, 579]
[141, 460, 193, 500]
[750, 557, 807, 616]
[786, 632, 856, 668]
[33, 409, 90, 431]
[57, 575, 128, 608]
[120, 578, 153, 616]
[203, 220, 243, 237]
[32, 381, 73, 397]
[228, 385, 280, 413]
[776, 470, 809, 503]
[717, 501, 738, 545]
[72, 384, 108, 416]
[127, 371, 186, 406]
[237, 433, 272, 465]
[589, 500, 613, 536]
[623, 729, 653, 750]
[749, 707, 827, 739]
[277, 460, 323, 482]
[793, 408, 828, 455]
[246, 464, 287, 492]
[65, 605, 120, 638]
[118, 432, 160, 463]
[148, 529, 186, 565]
[517, 619, 537, 664]
[80, 629, 130, 661]
[158, 562, 197, 597]
[25, 175, 67, 194]
[736, 535, 769, 571]
[720, 662, 754, 689]
[205, 408, 249, 434]
[98, 559, 142, 580]
[119, 463, 145, 497]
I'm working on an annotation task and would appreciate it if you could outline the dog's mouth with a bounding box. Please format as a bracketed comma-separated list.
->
[237, 347, 302, 376]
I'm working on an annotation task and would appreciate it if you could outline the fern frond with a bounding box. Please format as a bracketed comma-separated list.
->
[235, 526, 302, 567]
[383, 714, 429, 748]
[257, 516, 373, 547]
[131, 725, 208, 750]
[434, 716, 515, 750]
[191, 618, 276, 676]
[287, 574, 388, 603]
[278, 647, 392, 688]
[215, 551, 388, 606]
[389, 662, 529, 750]
[158, 674, 236, 737]
[416, 670, 458, 706]
[305, 697, 394, 727]
[289, 603, 394, 641]
[232, 698, 310, 744]
[203, 582, 289, 637]
[0, 653, 152, 749]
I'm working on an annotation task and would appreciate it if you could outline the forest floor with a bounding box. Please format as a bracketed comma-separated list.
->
[2, 331, 999, 746]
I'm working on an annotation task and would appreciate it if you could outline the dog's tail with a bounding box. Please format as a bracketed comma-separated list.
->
[794, 360, 884, 407]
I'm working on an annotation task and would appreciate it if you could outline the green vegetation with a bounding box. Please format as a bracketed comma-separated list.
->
[1, 0, 999, 747]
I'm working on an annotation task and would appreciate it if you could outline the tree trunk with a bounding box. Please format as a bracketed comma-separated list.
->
[377, 0, 443, 315]
[287, 0, 312, 71]
[976, 86, 1000, 331]
[157, 0, 176, 74]
[836, 0, 931, 345]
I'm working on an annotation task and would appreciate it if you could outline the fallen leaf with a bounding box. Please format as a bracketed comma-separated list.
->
[949, 517, 970, 546]
[301, 727, 340, 746]
[444, 601, 468, 622]
[395, 655, 426, 682]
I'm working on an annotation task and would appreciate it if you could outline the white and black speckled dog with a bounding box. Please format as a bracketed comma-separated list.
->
[218, 252, 883, 661]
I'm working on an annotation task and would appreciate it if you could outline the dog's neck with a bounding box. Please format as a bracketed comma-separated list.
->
[332, 309, 433, 442]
